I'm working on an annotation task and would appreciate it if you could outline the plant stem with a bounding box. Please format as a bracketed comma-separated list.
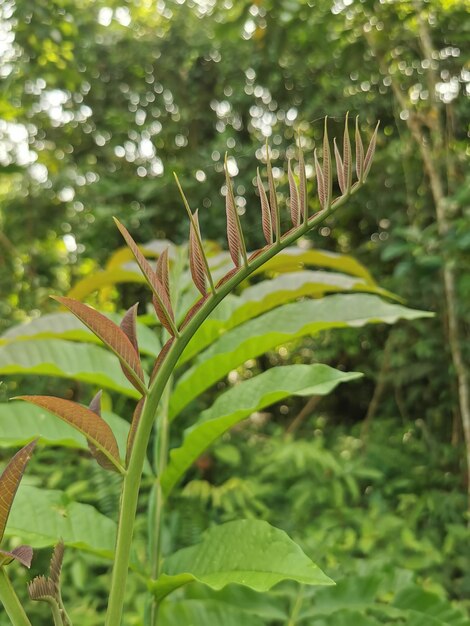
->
[148, 381, 171, 626]
[0, 568, 33, 626]
[105, 187, 360, 625]
[286, 584, 305, 626]
[49, 599, 64, 626]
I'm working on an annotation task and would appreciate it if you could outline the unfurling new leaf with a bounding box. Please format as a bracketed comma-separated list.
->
[364, 121, 380, 180]
[288, 160, 301, 228]
[224, 162, 245, 267]
[189, 210, 208, 296]
[322, 117, 332, 209]
[343, 112, 352, 193]
[120, 304, 139, 353]
[314, 149, 326, 209]
[29, 541, 72, 626]
[257, 169, 273, 244]
[355, 115, 364, 182]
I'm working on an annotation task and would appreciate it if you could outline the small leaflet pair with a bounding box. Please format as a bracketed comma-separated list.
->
[14, 117, 379, 475]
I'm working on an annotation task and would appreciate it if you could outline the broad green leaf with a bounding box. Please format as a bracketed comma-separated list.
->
[299, 574, 383, 619]
[170, 294, 433, 418]
[16, 397, 122, 473]
[179, 271, 396, 365]
[0, 339, 140, 398]
[305, 610, 380, 626]
[185, 584, 287, 621]
[0, 440, 36, 542]
[162, 365, 361, 495]
[158, 600, 264, 626]
[392, 586, 470, 626]
[5, 485, 116, 559]
[252, 247, 375, 281]
[68, 268, 145, 300]
[152, 519, 333, 600]
[0, 312, 161, 357]
[0, 403, 129, 452]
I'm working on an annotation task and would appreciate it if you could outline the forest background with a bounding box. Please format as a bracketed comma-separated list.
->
[0, 0, 469, 624]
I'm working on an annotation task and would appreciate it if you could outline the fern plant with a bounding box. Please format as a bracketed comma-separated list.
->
[0, 117, 381, 626]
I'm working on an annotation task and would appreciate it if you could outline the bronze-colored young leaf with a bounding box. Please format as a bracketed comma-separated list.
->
[16, 396, 123, 473]
[343, 112, 352, 192]
[174, 174, 215, 296]
[0, 545, 33, 568]
[189, 210, 207, 296]
[53, 296, 146, 396]
[256, 169, 273, 244]
[288, 159, 300, 228]
[149, 337, 176, 385]
[363, 121, 380, 179]
[266, 153, 280, 240]
[355, 116, 364, 181]
[333, 138, 345, 195]
[298, 147, 307, 223]
[322, 117, 332, 209]
[119, 304, 141, 389]
[0, 439, 37, 543]
[155, 248, 174, 319]
[113, 218, 178, 337]
[120, 303, 139, 353]
[126, 398, 144, 465]
[314, 149, 326, 209]
[49, 540, 65, 589]
[87, 392, 121, 473]
[224, 168, 243, 267]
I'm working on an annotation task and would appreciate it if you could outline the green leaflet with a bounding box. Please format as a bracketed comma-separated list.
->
[0, 339, 140, 398]
[0, 312, 161, 357]
[158, 600, 264, 626]
[178, 270, 395, 366]
[151, 520, 333, 600]
[161, 365, 361, 495]
[0, 403, 129, 452]
[5, 485, 116, 559]
[170, 294, 433, 419]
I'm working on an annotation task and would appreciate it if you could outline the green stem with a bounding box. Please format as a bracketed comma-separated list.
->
[105, 188, 358, 626]
[0, 568, 33, 626]
[48, 599, 64, 626]
[148, 381, 171, 626]
[286, 584, 305, 626]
